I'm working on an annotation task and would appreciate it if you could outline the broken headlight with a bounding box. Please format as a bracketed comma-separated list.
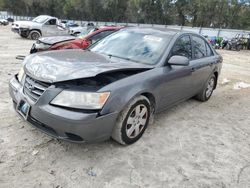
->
[51, 91, 110, 110]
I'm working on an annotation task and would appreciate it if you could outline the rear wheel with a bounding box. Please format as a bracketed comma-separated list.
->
[112, 96, 151, 145]
[195, 75, 216, 102]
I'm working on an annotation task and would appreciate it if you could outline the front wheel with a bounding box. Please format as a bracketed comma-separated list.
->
[226, 43, 231, 50]
[112, 96, 151, 145]
[195, 75, 216, 102]
[29, 30, 41, 40]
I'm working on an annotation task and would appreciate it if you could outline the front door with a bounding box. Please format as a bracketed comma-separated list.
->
[42, 19, 65, 37]
[157, 35, 194, 111]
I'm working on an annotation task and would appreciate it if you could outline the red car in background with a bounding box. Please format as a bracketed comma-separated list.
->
[30, 26, 124, 54]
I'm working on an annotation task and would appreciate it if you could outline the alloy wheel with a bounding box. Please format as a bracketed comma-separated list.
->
[126, 104, 148, 139]
[31, 32, 40, 40]
[205, 77, 215, 98]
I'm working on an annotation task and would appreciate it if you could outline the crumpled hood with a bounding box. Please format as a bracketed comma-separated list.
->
[24, 50, 153, 83]
[39, 36, 76, 45]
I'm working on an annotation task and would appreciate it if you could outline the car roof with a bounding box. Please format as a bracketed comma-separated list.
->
[123, 27, 194, 36]
[98, 25, 125, 30]
[37, 15, 57, 19]
[84, 26, 122, 38]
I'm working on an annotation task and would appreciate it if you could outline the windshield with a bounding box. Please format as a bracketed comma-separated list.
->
[32, 16, 49, 23]
[90, 29, 172, 64]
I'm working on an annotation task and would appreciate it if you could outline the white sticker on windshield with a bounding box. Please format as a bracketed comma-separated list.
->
[144, 35, 163, 42]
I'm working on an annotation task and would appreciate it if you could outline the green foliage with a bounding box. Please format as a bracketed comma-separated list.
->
[0, 0, 250, 29]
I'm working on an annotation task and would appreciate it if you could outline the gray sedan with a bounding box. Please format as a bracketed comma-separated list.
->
[9, 28, 222, 145]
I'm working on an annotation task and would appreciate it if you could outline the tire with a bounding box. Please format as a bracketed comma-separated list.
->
[236, 44, 242, 51]
[112, 96, 151, 145]
[29, 30, 41, 40]
[195, 75, 216, 102]
[226, 43, 231, 50]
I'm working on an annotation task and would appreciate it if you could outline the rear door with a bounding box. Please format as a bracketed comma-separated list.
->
[189, 35, 216, 93]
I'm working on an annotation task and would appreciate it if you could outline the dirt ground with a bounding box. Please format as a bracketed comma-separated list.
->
[0, 25, 250, 188]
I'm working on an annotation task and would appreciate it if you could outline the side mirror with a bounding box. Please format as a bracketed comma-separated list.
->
[168, 55, 189, 66]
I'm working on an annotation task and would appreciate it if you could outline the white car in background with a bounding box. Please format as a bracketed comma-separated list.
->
[0, 19, 9, 26]
[11, 15, 69, 40]
[69, 22, 95, 36]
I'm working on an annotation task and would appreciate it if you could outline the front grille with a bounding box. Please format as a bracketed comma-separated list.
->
[23, 75, 50, 102]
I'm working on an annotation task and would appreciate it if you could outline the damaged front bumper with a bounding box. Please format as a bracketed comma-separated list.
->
[11, 28, 19, 33]
[9, 75, 118, 143]
[11, 27, 30, 37]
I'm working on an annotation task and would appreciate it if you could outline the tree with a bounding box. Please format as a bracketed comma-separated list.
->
[0, 0, 250, 29]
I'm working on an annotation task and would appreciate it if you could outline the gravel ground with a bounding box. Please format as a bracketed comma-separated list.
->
[0, 25, 250, 188]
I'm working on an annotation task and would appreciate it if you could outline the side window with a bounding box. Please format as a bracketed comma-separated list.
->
[45, 19, 57, 26]
[89, 30, 115, 43]
[206, 43, 214, 56]
[192, 36, 206, 59]
[87, 23, 94, 27]
[171, 35, 192, 59]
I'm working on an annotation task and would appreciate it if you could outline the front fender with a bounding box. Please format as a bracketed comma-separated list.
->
[99, 69, 159, 116]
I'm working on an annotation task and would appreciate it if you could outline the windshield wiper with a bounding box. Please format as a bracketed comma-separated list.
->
[107, 54, 130, 61]
[106, 54, 142, 64]
[89, 51, 144, 64]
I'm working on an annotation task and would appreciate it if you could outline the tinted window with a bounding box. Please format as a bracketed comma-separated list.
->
[171, 36, 192, 59]
[87, 23, 94, 26]
[89, 30, 115, 43]
[206, 43, 214, 56]
[193, 36, 206, 59]
[46, 19, 56, 25]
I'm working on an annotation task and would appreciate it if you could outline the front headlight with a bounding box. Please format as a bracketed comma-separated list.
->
[18, 67, 24, 83]
[51, 91, 110, 110]
[35, 42, 51, 50]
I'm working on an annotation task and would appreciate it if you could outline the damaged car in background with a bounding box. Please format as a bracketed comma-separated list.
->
[0, 19, 9, 26]
[11, 15, 68, 40]
[9, 28, 222, 145]
[69, 22, 95, 36]
[30, 26, 123, 54]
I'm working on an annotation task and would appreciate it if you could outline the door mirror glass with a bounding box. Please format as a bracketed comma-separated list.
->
[168, 55, 189, 66]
